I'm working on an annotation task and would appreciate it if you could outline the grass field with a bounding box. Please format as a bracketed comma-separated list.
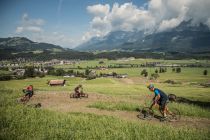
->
[1, 59, 210, 139]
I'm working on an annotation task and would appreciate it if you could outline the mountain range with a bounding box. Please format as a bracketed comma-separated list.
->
[75, 21, 210, 53]
[0, 37, 65, 53]
[0, 37, 94, 60]
[1, 20, 210, 61]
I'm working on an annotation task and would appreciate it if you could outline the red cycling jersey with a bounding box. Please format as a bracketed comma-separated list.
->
[27, 86, 33, 91]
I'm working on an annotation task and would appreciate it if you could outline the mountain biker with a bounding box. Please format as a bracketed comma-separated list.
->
[74, 84, 83, 98]
[147, 84, 169, 118]
[23, 85, 34, 98]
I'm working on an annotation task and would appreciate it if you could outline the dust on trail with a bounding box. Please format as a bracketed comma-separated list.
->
[29, 91, 210, 129]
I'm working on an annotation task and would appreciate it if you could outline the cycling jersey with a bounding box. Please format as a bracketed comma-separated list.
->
[154, 88, 168, 109]
[154, 88, 168, 100]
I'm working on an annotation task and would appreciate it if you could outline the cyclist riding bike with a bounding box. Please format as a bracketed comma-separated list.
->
[23, 85, 34, 98]
[147, 84, 170, 119]
[74, 84, 83, 98]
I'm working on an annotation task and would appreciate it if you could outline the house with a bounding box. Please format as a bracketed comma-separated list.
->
[116, 74, 128, 78]
[13, 69, 25, 76]
[48, 80, 66, 86]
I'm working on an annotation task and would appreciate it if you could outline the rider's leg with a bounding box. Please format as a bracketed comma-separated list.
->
[25, 92, 29, 97]
[159, 105, 166, 117]
[163, 105, 167, 117]
[76, 91, 80, 98]
[165, 106, 173, 115]
[28, 91, 33, 98]
[160, 100, 167, 118]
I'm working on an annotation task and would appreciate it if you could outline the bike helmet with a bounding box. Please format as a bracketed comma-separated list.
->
[147, 84, 154, 89]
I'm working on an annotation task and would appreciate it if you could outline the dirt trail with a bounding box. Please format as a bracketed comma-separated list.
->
[29, 92, 210, 129]
[118, 78, 135, 84]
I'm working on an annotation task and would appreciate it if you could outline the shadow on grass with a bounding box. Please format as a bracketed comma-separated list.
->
[176, 97, 210, 109]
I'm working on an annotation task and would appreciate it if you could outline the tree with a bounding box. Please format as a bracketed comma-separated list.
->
[77, 66, 82, 69]
[99, 61, 104, 64]
[159, 67, 166, 73]
[55, 68, 65, 76]
[159, 67, 162, 73]
[176, 67, 181, 73]
[85, 69, 91, 76]
[47, 67, 55, 75]
[150, 73, 159, 80]
[99, 72, 103, 77]
[112, 72, 117, 77]
[141, 69, 148, 77]
[164, 67, 167, 72]
[24, 66, 35, 77]
[155, 69, 158, 73]
[172, 68, 175, 72]
[203, 70, 208, 76]
[67, 70, 74, 75]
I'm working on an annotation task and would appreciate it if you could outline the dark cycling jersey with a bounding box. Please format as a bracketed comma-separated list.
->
[154, 88, 168, 100]
[154, 88, 168, 109]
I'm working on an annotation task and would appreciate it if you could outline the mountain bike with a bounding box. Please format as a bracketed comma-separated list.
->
[70, 91, 88, 98]
[20, 94, 30, 104]
[19, 89, 33, 104]
[138, 106, 181, 122]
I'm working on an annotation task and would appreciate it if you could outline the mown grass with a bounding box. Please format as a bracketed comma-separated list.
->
[1, 58, 210, 139]
[88, 101, 210, 119]
[0, 59, 210, 140]
[88, 101, 139, 111]
[1, 89, 210, 140]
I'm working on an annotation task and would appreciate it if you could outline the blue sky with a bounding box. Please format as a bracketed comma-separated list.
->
[0, 0, 148, 47]
[0, 0, 210, 48]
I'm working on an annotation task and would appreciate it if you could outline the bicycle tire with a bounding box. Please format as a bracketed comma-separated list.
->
[70, 93, 76, 98]
[167, 108, 181, 122]
[20, 95, 30, 104]
[84, 94, 88, 98]
[138, 107, 154, 120]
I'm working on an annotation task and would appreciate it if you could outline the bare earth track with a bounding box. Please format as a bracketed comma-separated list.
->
[29, 92, 210, 129]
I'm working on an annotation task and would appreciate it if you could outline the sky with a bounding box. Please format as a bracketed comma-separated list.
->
[0, 0, 210, 48]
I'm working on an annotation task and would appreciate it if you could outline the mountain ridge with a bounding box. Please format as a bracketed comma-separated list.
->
[75, 21, 210, 53]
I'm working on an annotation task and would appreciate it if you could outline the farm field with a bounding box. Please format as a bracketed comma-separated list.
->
[1, 59, 210, 140]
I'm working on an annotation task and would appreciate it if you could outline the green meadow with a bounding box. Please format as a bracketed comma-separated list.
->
[1, 59, 210, 139]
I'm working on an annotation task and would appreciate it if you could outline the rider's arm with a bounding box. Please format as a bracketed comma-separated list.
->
[150, 90, 160, 109]
[150, 96, 157, 109]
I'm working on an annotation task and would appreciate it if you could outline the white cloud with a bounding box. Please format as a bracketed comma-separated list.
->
[83, 0, 210, 41]
[87, 4, 110, 17]
[16, 26, 43, 33]
[16, 27, 24, 33]
[81, 30, 103, 42]
[90, 17, 111, 32]
[31, 32, 80, 48]
[157, 6, 188, 32]
[26, 26, 43, 32]
[15, 13, 80, 48]
[16, 13, 45, 33]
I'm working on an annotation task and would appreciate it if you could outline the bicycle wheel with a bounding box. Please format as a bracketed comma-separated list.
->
[138, 107, 154, 120]
[167, 108, 181, 122]
[21, 95, 30, 104]
[84, 93, 88, 98]
[70, 93, 76, 98]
